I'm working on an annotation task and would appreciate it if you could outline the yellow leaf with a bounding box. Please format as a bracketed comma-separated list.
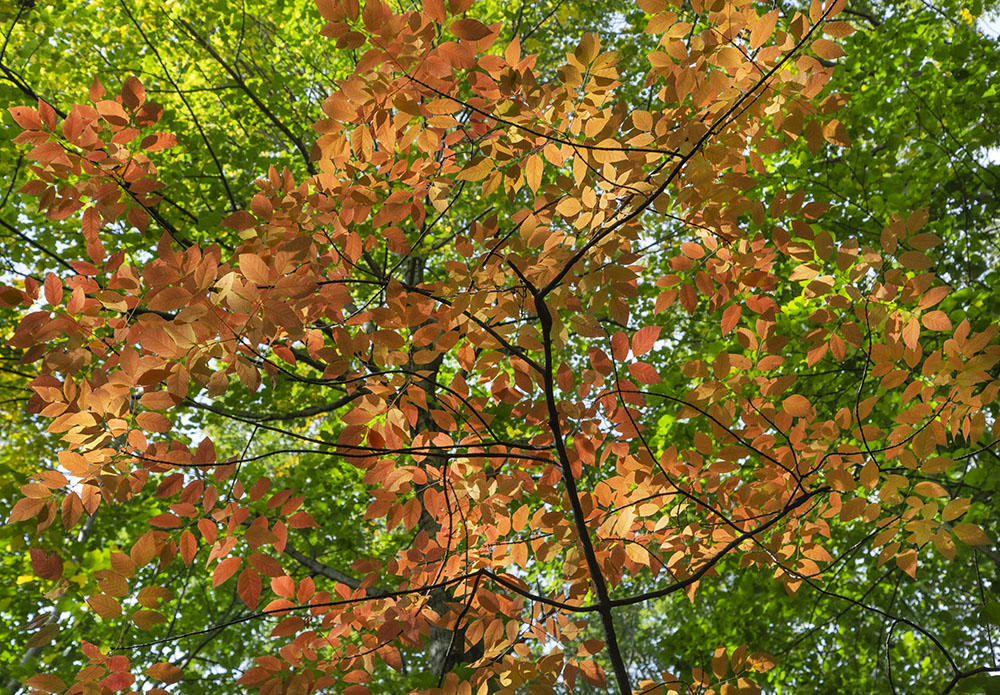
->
[556, 197, 582, 217]
[750, 10, 779, 49]
[525, 154, 543, 193]
[457, 157, 493, 181]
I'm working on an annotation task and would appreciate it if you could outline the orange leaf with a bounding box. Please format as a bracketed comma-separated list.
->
[921, 311, 951, 331]
[271, 615, 304, 637]
[179, 531, 197, 565]
[450, 18, 490, 41]
[147, 513, 181, 529]
[271, 575, 295, 598]
[136, 411, 172, 433]
[631, 325, 661, 357]
[628, 362, 661, 385]
[8, 105, 43, 130]
[237, 568, 262, 609]
[680, 241, 704, 259]
[145, 663, 184, 684]
[720, 303, 742, 335]
[140, 132, 178, 152]
[99, 672, 135, 692]
[97, 100, 129, 126]
[423, 0, 447, 22]
[213, 557, 242, 587]
[525, 154, 543, 193]
[611, 332, 629, 361]
[811, 38, 845, 60]
[42, 273, 62, 306]
[782, 394, 811, 417]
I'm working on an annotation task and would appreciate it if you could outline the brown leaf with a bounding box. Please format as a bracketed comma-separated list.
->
[121, 76, 146, 111]
[899, 250, 932, 270]
[99, 672, 135, 692]
[61, 492, 84, 530]
[29, 549, 63, 580]
[87, 594, 122, 619]
[712, 645, 728, 679]
[221, 211, 258, 231]
[680, 241, 704, 259]
[7, 497, 44, 523]
[720, 303, 742, 335]
[132, 609, 168, 630]
[450, 18, 491, 41]
[895, 548, 917, 578]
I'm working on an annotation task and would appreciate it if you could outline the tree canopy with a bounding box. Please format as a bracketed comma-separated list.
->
[1, 0, 999, 694]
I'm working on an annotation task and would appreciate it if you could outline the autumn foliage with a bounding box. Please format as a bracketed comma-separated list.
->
[3, 0, 998, 693]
